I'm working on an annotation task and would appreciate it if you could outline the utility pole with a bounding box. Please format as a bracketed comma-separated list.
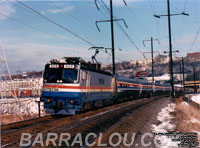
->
[154, 0, 189, 100]
[163, 49, 179, 98]
[95, 0, 127, 74]
[180, 62, 182, 85]
[110, 0, 115, 74]
[143, 38, 160, 83]
[181, 57, 185, 93]
[167, 0, 174, 99]
[193, 66, 197, 93]
[167, 0, 174, 100]
[151, 37, 154, 83]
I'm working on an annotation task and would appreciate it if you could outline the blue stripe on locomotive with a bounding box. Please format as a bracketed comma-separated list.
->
[42, 91, 84, 110]
[42, 91, 113, 111]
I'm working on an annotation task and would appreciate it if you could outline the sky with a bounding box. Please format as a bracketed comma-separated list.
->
[0, 0, 199, 74]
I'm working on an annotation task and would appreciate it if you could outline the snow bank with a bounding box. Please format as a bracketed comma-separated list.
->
[151, 103, 179, 147]
[0, 97, 45, 115]
[191, 94, 200, 105]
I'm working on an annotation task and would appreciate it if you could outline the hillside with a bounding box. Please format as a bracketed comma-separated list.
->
[102, 54, 200, 82]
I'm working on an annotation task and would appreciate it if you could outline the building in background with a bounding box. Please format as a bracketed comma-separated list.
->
[187, 52, 200, 62]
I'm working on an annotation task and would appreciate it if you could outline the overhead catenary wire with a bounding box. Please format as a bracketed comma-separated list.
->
[148, 0, 162, 42]
[171, 33, 179, 51]
[183, 0, 188, 12]
[10, 0, 117, 64]
[188, 26, 200, 53]
[46, 0, 111, 45]
[121, 4, 161, 56]
[171, 0, 189, 53]
[126, 6, 152, 37]
[16, 0, 96, 46]
[94, 0, 141, 60]
[116, 22, 144, 57]
[99, 0, 144, 58]
[0, 12, 84, 47]
[100, 0, 155, 58]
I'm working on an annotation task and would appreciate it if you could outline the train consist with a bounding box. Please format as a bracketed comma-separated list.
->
[41, 57, 185, 115]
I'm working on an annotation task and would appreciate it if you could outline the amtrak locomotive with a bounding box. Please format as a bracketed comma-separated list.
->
[41, 57, 184, 115]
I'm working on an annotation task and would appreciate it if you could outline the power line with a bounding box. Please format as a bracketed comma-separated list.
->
[171, 0, 189, 53]
[99, 0, 144, 58]
[154, 0, 189, 100]
[148, 0, 162, 41]
[116, 22, 144, 57]
[101, 0, 158, 55]
[0, 13, 84, 47]
[96, 0, 141, 59]
[101, 0, 140, 44]
[16, 0, 96, 46]
[188, 26, 200, 53]
[46, 0, 92, 29]
[46, 0, 111, 44]
[126, 6, 152, 37]
[183, 0, 188, 11]
[172, 33, 179, 51]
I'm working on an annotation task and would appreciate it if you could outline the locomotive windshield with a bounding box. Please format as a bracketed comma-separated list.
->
[44, 68, 62, 83]
[62, 69, 78, 83]
[44, 64, 78, 83]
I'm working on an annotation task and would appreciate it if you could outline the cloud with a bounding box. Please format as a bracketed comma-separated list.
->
[0, 1, 15, 21]
[41, 5, 74, 15]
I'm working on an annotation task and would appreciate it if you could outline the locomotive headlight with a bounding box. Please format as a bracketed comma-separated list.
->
[49, 64, 59, 68]
[70, 100, 73, 104]
[64, 64, 75, 69]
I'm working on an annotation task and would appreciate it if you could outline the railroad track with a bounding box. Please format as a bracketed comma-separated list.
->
[2, 115, 51, 129]
[1, 115, 65, 135]
[1, 96, 166, 147]
[83, 96, 169, 148]
[80, 98, 160, 148]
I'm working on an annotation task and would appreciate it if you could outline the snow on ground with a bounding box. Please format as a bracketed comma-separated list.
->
[176, 101, 200, 146]
[151, 103, 179, 148]
[191, 94, 200, 104]
[0, 97, 46, 124]
[0, 97, 45, 115]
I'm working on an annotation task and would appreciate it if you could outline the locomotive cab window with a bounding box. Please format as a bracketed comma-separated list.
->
[44, 67, 62, 83]
[62, 69, 78, 83]
[44, 64, 79, 83]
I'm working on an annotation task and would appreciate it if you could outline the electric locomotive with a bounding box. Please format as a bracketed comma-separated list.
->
[41, 57, 116, 115]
